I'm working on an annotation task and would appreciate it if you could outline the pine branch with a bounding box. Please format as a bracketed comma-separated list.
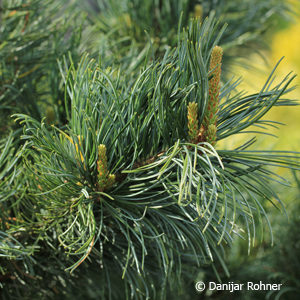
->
[4, 16, 299, 299]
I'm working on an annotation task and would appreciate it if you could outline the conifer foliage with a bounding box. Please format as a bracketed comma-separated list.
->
[0, 0, 299, 299]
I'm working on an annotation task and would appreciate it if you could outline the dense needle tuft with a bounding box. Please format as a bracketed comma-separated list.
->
[187, 102, 200, 143]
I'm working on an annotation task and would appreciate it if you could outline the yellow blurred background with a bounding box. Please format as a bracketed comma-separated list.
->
[228, 0, 300, 153]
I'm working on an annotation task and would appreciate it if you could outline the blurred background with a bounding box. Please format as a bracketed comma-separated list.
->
[230, 0, 300, 153]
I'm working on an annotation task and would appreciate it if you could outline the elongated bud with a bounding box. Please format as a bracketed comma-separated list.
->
[97, 145, 108, 191]
[97, 145, 107, 174]
[187, 102, 199, 143]
[208, 46, 223, 109]
[203, 46, 223, 146]
[97, 144, 115, 192]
